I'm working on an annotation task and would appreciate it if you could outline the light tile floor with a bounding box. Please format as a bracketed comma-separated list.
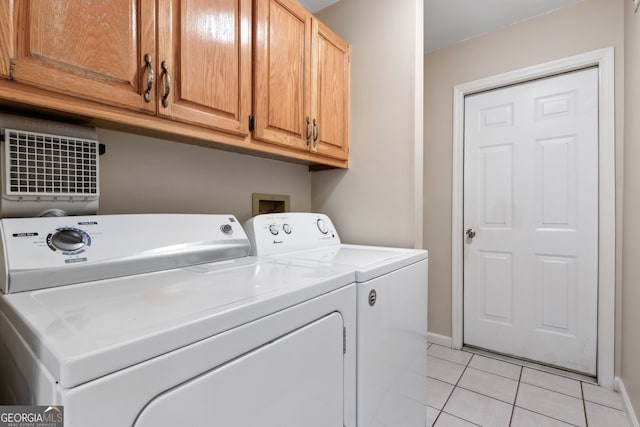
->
[426, 343, 631, 427]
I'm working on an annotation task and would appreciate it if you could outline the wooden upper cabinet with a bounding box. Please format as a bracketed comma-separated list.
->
[253, 0, 312, 152]
[9, 0, 157, 112]
[157, 0, 251, 135]
[253, 0, 349, 162]
[0, 1, 12, 79]
[312, 21, 349, 161]
[0, 0, 348, 167]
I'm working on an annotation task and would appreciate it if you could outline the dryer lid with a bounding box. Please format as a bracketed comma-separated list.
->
[0, 258, 354, 388]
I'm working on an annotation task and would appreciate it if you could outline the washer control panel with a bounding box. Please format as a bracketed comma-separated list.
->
[47, 227, 91, 254]
[244, 213, 341, 256]
[0, 214, 249, 293]
[316, 218, 329, 235]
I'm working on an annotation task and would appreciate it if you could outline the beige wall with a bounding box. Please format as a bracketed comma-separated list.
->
[96, 128, 311, 222]
[424, 0, 625, 364]
[311, 0, 424, 248]
[622, 0, 640, 414]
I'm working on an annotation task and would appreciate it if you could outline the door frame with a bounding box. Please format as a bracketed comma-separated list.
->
[451, 47, 615, 388]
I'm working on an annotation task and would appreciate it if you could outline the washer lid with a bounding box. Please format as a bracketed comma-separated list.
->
[276, 244, 428, 282]
[0, 258, 354, 388]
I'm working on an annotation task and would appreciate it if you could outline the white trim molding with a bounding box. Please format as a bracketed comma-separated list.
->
[451, 47, 616, 388]
[616, 377, 640, 427]
[427, 332, 453, 348]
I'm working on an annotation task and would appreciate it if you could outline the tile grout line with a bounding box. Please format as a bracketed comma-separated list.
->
[454, 382, 519, 406]
[508, 366, 524, 426]
[514, 366, 585, 426]
[582, 381, 589, 427]
[429, 347, 521, 425]
[435, 352, 474, 425]
[513, 407, 582, 427]
[428, 344, 616, 426]
[518, 378, 585, 401]
[467, 364, 521, 382]
[513, 390, 584, 425]
[462, 345, 597, 384]
[427, 345, 474, 367]
[435, 354, 520, 406]
[585, 400, 629, 413]
[581, 383, 627, 412]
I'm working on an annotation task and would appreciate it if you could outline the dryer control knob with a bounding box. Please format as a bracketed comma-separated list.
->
[316, 218, 329, 234]
[269, 224, 279, 235]
[283, 224, 292, 234]
[51, 229, 85, 252]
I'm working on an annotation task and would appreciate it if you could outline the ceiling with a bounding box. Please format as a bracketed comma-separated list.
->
[425, 0, 584, 53]
[297, 0, 339, 12]
[297, 0, 584, 53]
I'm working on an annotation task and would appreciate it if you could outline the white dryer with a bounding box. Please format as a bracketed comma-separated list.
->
[0, 214, 356, 427]
[244, 213, 428, 427]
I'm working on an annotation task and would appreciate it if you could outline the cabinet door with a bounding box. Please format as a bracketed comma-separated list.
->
[157, 0, 251, 136]
[10, 0, 156, 112]
[254, 0, 312, 151]
[312, 21, 349, 161]
[0, 1, 12, 79]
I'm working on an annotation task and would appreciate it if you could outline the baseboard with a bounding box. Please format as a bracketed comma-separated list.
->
[616, 377, 639, 427]
[427, 332, 452, 348]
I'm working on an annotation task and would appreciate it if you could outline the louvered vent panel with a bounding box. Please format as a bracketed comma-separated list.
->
[4, 129, 98, 197]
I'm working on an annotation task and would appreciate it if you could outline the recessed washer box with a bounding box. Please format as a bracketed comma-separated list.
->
[252, 193, 290, 216]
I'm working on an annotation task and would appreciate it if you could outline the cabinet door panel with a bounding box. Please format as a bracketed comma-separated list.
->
[10, 0, 156, 112]
[254, 0, 311, 151]
[313, 21, 349, 161]
[158, 0, 251, 135]
[0, 1, 12, 78]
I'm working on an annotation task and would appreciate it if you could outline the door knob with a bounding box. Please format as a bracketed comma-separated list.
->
[466, 228, 476, 239]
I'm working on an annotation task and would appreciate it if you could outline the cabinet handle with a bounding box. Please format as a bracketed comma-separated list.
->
[161, 60, 171, 108]
[312, 118, 319, 151]
[306, 117, 312, 145]
[143, 54, 154, 103]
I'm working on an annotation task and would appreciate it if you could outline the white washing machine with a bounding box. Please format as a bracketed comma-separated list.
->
[0, 214, 356, 427]
[244, 213, 428, 427]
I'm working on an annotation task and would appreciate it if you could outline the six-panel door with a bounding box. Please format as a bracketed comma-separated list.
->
[463, 68, 599, 375]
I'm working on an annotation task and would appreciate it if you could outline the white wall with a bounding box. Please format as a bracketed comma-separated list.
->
[312, 0, 424, 248]
[622, 0, 640, 415]
[97, 128, 311, 223]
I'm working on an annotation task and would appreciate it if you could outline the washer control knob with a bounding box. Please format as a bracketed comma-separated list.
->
[316, 218, 329, 235]
[51, 229, 85, 252]
[269, 224, 279, 235]
[220, 224, 233, 235]
[283, 224, 292, 234]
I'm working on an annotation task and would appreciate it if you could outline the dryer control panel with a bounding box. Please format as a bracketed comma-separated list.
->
[244, 213, 340, 256]
[0, 214, 249, 293]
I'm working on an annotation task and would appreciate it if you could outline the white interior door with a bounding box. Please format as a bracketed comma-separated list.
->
[463, 67, 598, 375]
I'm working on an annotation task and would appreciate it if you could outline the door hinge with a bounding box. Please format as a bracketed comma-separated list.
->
[9, 62, 15, 80]
[248, 115, 255, 132]
[343, 327, 346, 354]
